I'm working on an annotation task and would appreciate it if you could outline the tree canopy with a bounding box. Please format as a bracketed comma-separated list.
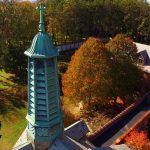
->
[62, 37, 112, 108]
[62, 35, 143, 109]
[106, 34, 142, 103]
[106, 34, 138, 63]
[0, 0, 149, 79]
[0, 1, 38, 81]
[46, 0, 150, 44]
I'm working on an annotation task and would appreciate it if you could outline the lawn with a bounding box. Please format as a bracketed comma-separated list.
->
[0, 70, 27, 150]
[0, 70, 16, 90]
[0, 107, 27, 150]
[0, 70, 78, 150]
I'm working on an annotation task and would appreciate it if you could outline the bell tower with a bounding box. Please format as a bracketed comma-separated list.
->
[24, 4, 63, 150]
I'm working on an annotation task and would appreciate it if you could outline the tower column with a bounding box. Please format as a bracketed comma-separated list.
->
[24, 4, 63, 150]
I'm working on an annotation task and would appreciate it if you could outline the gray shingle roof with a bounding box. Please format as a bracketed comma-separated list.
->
[135, 42, 150, 58]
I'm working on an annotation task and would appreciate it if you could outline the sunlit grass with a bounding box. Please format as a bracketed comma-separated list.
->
[0, 107, 27, 150]
[0, 70, 16, 90]
[0, 70, 27, 150]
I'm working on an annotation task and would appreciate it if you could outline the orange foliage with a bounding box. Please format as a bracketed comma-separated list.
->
[125, 130, 149, 150]
[116, 96, 124, 105]
[62, 37, 111, 108]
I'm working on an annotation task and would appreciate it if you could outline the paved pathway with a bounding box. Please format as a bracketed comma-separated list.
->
[56, 42, 83, 52]
[91, 100, 150, 147]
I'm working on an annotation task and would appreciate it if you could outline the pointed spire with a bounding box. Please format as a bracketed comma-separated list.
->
[37, 4, 46, 32]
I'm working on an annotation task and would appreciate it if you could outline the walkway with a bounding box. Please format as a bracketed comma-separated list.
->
[91, 98, 150, 147]
[56, 38, 108, 52]
[56, 42, 83, 52]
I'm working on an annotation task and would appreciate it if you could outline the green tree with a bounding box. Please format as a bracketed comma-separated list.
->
[0, 0, 149, 82]
[0, 1, 38, 81]
[106, 34, 138, 63]
[106, 34, 142, 104]
[121, 0, 150, 43]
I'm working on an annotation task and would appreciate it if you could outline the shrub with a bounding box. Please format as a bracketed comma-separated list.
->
[142, 142, 150, 150]
[125, 130, 148, 150]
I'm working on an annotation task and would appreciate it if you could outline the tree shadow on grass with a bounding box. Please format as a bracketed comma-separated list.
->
[0, 88, 26, 115]
[9, 75, 27, 85]
[0, 72, 27, 85]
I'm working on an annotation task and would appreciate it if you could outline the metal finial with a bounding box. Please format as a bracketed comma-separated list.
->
[37, 4, 46, 32]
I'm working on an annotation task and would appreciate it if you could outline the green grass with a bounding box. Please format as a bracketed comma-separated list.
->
[0, 70, 16, 90]
[0, 84, 4, 90]
[0, 70, 27, 150]
[0, 107, 27, 150]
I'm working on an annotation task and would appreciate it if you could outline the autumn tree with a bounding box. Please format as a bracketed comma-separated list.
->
[62, 37, 111, 109]
[63, 35, 143, 110]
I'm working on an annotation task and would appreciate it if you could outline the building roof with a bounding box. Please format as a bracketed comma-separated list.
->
[24, 32, 58, 58]
[139, 50, 148, 60]
[13, 121, 131, 150]
[135, 42, 150, 58]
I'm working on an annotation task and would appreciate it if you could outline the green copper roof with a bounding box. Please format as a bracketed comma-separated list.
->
[24, 32, 58, 58]
[24, 4, 58, 58]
